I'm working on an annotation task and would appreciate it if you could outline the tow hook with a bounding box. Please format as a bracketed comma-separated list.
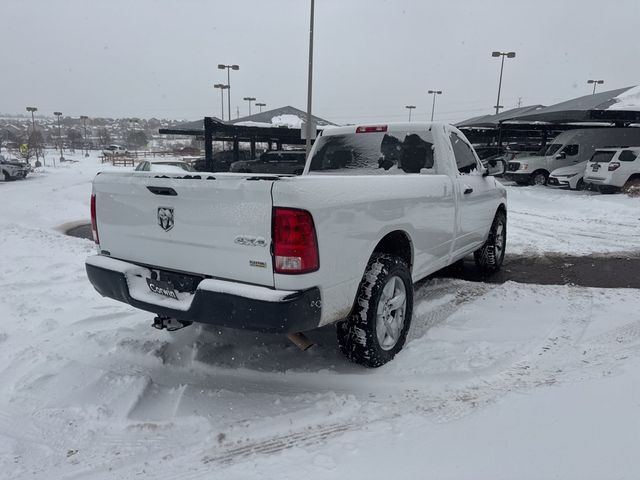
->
[152, 316, 192, 332]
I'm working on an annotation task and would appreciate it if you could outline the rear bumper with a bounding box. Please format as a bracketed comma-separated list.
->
[85, 255, 322, 333]
[583, 176, 612, 186]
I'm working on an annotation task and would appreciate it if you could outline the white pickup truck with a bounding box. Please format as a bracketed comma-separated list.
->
[86, 123, 507, 367]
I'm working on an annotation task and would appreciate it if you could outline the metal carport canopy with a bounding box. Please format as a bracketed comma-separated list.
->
[504, 86, 639, 124]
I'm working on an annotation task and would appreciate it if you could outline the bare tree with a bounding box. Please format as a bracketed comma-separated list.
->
[97, 127, 112, 148]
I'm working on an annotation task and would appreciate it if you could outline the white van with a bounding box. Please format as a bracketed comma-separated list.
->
[583, 147, 640, 194]
[504, 128, 640, 186]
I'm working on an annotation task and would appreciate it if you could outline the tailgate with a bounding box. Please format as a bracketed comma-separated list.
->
[585, 161, 608, 180]
[93, 173, 275, 287]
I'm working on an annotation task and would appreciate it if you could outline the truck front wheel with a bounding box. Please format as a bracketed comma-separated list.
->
[530, 171, 548, 186]
[337, 254, 413, 368]
[474, 210, 506, 273]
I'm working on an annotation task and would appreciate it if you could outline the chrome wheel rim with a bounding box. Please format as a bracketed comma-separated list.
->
[376, 276, 407, 351]
[533, 174, 546, 185]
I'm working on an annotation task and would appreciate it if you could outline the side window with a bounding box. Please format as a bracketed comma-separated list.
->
[564, 144, 579, 156]
[619, 150, 638, 162]
[450, 133, 479, 174]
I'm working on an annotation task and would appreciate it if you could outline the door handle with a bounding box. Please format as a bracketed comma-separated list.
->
[463, 186, 473, 194]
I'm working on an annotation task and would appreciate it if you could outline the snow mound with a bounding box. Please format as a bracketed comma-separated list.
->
[608, 86, 640, 111]
[271, 114, 304, 128]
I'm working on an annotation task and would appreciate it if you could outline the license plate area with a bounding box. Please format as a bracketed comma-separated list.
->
[146, 277, 179, 300]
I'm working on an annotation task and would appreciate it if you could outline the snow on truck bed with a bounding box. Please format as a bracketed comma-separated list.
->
[1, 151, 639, 479]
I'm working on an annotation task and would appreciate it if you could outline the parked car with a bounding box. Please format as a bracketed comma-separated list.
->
[548, 161, 588, 190]
[135, 160, 195, 173]
[0, 155, 30, 180]
[191, 150, 252, 172]
[474, 146, 507, 161]
[102, 145, 128, 155]
[584, 147, 640, 194]
[86, 122, 506, 367]
[504, 128, 640, 185]
[230, 150, 306, 175]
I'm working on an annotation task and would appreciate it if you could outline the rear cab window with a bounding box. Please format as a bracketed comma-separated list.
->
[309, 128, 439, 175]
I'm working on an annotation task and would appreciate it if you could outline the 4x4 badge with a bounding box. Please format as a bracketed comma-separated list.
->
[157, 207, 174, 232]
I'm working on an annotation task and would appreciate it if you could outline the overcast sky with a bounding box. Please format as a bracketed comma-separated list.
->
[2, 0, 639, 124]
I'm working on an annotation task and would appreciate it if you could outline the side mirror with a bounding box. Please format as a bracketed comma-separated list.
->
[555, 152, 566, 160]
[483, 159, 505, 177]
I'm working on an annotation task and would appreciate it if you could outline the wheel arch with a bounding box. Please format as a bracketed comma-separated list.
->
[370, 230, 414, 272]
[625, 173, 640, 182]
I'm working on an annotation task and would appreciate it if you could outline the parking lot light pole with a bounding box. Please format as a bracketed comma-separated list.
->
[427, 90, 442, 122]
[587, 79, 604, 95]
[218, 64, 239, 122]
[492, 51, 516, 115]
[54, 111, 64, 164]
[305, 0, 315, 160]
[256, 102, 266, 113]
[243, 96, 256, 116]
[80, 115, 89, 157]
[405, 105, 416, 122]
[26, 106, 41, 167]
[214, 83, 228, 120]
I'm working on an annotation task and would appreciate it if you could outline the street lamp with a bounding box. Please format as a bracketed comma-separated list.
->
[54, 111, 64, 164]
[587, 79, 604, 95]
[256, 102, 266, 113]
[305, 0, 315, 159]
[26, 106, 40, 166]
[427, 90, 442, 122]
[80, 115, 89, 157]
[217, 64, 239, 122]
[243, 97, 256, 116]
[214, 83, 229, 120]
[491, 51, 516, 115]
[405, 105, 416, 122]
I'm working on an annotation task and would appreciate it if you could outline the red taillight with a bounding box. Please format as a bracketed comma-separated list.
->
[356, 125, 387, 133]
[608, 162, 621, 171]
[272, 207, 319, 274]
[90, 193, 99, 244]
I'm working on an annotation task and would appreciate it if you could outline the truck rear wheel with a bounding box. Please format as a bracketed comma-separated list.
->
[474, 210, 506, 273]
[337, 254, 413, 368]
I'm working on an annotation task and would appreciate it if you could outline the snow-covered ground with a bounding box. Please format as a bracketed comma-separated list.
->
[1, 152, 639, 479]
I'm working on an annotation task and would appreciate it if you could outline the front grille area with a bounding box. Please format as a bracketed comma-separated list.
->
[507, 162, 520, 172]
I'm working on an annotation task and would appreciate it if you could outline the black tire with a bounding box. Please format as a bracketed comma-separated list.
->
[474, 210, 506, 273]
[337, 254, 413, 368]
[622, 178, 640, 197]
[2, 170, 13, 181]
[575, 178, 585, 191]
[530, 170, 548, 186]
